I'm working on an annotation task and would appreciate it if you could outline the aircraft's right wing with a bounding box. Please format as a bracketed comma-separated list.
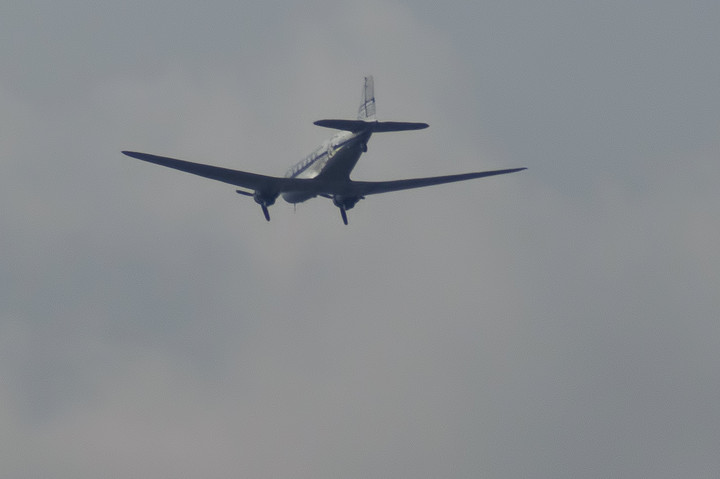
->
[345, 168, 527, 196]
[122, 151, 318, 194]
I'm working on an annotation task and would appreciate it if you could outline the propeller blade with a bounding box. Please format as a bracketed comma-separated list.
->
[261, 204, 271, 221]
[339, 207, 348, 225]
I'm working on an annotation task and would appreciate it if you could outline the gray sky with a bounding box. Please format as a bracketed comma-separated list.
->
[2, 1, 719, 477]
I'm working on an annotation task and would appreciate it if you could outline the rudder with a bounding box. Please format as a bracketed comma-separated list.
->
[314, 76, 428, 132]
[357, 76, 376, 120]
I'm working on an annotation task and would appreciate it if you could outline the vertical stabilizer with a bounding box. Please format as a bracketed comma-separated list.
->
[314, 76, 428, 132]
[357, 76, 376, 120]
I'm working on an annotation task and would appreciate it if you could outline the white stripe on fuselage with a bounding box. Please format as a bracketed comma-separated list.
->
[281, 129, 371, 204]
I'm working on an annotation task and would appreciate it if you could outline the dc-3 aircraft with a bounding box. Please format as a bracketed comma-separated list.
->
[123, 76, 525, 224]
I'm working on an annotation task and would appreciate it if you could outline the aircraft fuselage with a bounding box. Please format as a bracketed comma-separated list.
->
[281, 128, 371, 204]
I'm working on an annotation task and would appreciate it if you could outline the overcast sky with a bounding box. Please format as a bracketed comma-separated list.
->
[2, 1, 719, 477]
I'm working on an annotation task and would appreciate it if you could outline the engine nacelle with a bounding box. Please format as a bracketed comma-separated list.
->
[253, 190, 278, 206]
[332, 195, 362, 210]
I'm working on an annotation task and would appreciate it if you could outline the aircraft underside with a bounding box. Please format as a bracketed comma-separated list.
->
[123, 76, 525, 225]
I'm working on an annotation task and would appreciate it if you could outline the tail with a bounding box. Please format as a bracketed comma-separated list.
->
[314, 76, 428, 133]
[357, 76, 376, 120]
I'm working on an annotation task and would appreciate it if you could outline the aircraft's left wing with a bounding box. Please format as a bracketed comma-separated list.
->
[344, 168, 527, 196]
[122, 151, 317, 194]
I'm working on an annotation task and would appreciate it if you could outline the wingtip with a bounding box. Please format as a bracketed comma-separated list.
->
[122, 150, 154, 161]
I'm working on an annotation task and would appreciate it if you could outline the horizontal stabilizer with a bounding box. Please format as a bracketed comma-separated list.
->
[314, 119, 429, 132]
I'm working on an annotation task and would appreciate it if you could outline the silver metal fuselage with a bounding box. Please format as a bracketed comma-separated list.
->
[281, 128, 372, 204]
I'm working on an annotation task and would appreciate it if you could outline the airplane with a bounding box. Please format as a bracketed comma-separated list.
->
[123, 76, 525, 225]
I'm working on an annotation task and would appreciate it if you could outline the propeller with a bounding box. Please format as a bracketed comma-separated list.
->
[332, 195, 364, 225]
[237, 189, 276, 221]
[339, 206, 348, 225]
[260, 204, 270, 221]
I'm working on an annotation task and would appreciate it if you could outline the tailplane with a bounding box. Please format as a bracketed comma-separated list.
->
[314, 119, 428, 132]
[314, 76, 428, 133]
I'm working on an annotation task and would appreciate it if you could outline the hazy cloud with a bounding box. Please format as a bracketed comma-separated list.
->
[2, 1, 719, 477]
